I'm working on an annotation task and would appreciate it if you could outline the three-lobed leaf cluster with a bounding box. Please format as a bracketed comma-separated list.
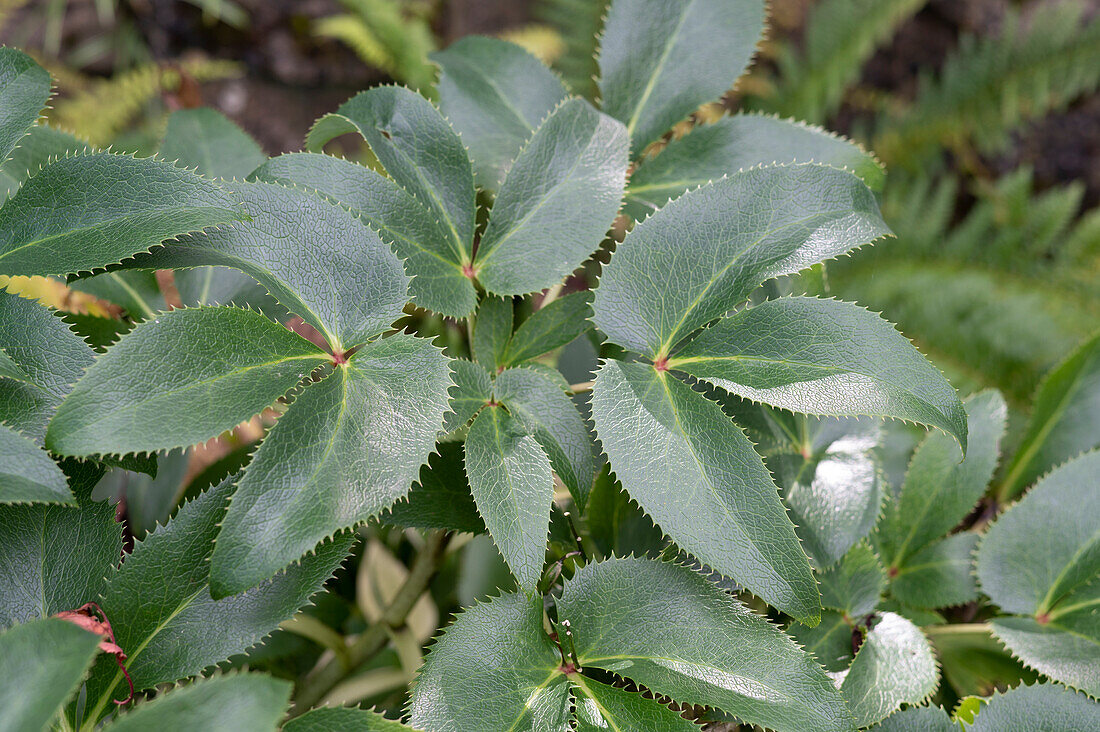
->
[1, 0, 1098, 727]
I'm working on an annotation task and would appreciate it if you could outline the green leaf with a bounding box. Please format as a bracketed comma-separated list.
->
[160, 108, 266, 180]
[46, 307, 329, 457]
[433, 36, 569, 190]
[590, 359, 819, 622]
[0, 422, 70, 503]
[0, 345, 31, 383]
[307, 86, 476, 269]
[382, 442, 485, 535]
[559, 558, 855, 732]
[493, 366, 595, 506]
[592, 165, 891, 359]
[669, 297, 967, 451]
[769, 416, 884, 568]
[106, 674, 292, 732]
[990, 617, 1099, 698]
[977, 449, 1100, 615]
[502, 291, 594, 366]
[572, 674, 701, 731]
[473, 98, 629, 296]
[597, 0, 766, 154]
[840, 612, 939, 728]
[442, 358, 492, 432]
[210, 334, 450, 596]
[69, 270, 164, 319]
[252, 152, 474, 317]
[464, 405, 554, 589]
[0, 290, 94, 440]
[1000, 330, 1100, 500]
[174, 266, 279, 312]
[471, 296, 513, 368]
[123, 181, 409, 350]
[819, 543, 885, 618]
[0, 152, 246, 277]
[977, 449, 1100, 695]
[0, 461, 121, 626]
[82, 480, 351, 713]
[866, 705, 956, 732]
[408, 593, 570, 731]
[788, 610, 854, 672]
[964, 683, 1100, 731]
[0, 124, 89, 197]
[891, 533, 980, 610]
[926, 623, 1037, 699]
[98, 448, 191, 539]
[285, 706, 421, 731]
[61, 312, 133, 352]
[880, 391, 1006, 568]
[583, 465, 666, 560]
[0, 618, 100, 732]
[0, 47, 52, 164]
[625, 114, 885, 220]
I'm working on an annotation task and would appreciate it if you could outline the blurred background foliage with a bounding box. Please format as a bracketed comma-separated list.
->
[2, 0, 1098, 717]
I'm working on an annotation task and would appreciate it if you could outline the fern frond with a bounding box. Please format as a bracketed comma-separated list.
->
[48, 58, 241, 146]
[763, 0, 927, 123]
[877, 0, 1100, 167]
[315, 0, 435, 91]
[534, 0, 608, 99]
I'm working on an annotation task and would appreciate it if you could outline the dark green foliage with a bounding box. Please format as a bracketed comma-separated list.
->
[1, 1, 1097, 728]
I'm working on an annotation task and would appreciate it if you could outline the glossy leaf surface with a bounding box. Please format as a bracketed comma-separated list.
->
[307, 86, 476, 268]
[210, 334, 450, 596]
[0, 423, 70, 504]
[106, 674, 292, 732]
[47, 307, 329, 456]
[890, 532, 980, 609]
[0, 462, 120, 626]
[977, 450, 1100, 695]
[819, 543, 885, 617]
[84, 480, 350, 709]
[770, 416, 884, 568]
[839, 612, 938, 728]
[502, 291, 594, 366]
[493, 366, 594, 506]
[965, 683, 1100, 731]
[125, 181, 409, 350]
[474, 98, 629, 296]
[0, 618, 100, 732]
[597, 0, 766, 153]
[879, 391, 1005, 567]
[0, 47, 52, 163]
[252, 152, 475, 317]
[464, 405, 554, 589]
[572, 674, 700, 731]
[433, 36, 569, 189]
[0, 153, 245, 277]
[592, 165, 891, 359]
[671, 297, 967, 450]
[625, 114, 885, 220]
[408, 593, 570, 731]
[559, 558, 855, 732]
[591, 359, 819, 622]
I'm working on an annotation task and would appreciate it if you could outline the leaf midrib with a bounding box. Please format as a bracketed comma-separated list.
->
[0, 206, 233, 266]
[621, 2, 693, 142]
[57, 352, 324, 438]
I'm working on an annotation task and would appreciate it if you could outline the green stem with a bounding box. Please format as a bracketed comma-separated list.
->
[289, 530, 451, 716]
